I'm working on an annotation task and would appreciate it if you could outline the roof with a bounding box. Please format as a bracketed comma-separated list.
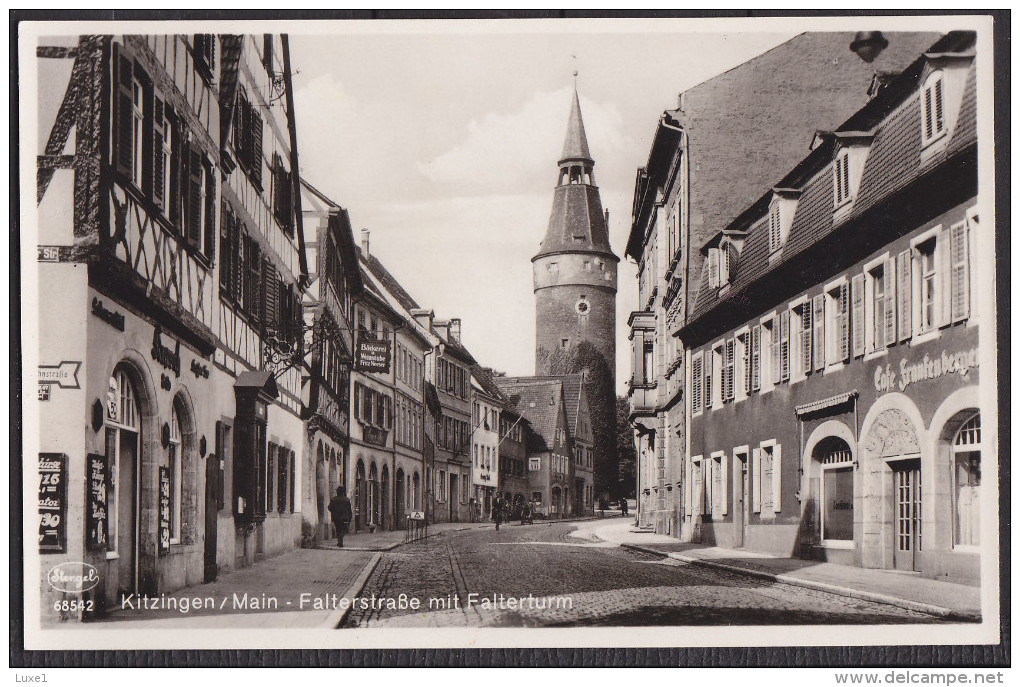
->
[357, 246, 421, 314]
[471, 365, 508, 404]
[500, 373, 585, 432]
[683, 35, 977, 341]
[493, 378, 564, 451]
[559, 88, 592, 162]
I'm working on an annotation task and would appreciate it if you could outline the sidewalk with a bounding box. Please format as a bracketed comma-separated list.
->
[573, 520, 982, 622]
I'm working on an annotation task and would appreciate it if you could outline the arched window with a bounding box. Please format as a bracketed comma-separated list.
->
[953, 413, 981, 547]
[817, 438, 854, 543]
[168, 402, 183, 543]
[106, 369, 140, 556]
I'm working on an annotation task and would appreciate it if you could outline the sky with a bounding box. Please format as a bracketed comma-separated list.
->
[288, 22, 796, 394]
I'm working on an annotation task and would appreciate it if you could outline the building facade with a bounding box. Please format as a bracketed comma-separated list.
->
[626, 31, 941, 536]
[680, 32, 985, 584]
[471, 367, 506, 517]
[430, 319, 475, 523]
[299, 180, 362, 543]
[497, 406, 531, 518]
[35, 33, 317, 619]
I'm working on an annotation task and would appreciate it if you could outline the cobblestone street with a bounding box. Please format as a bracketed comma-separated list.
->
[343, 521, 949, 628]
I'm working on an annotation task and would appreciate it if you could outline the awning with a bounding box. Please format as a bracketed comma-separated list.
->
[234, 370, 279, 399]
[795, 390, 857, 418]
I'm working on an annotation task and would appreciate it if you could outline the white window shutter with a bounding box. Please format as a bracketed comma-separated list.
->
[751, 448, 761, 513]
[939, 226, 952, 327]
[852, 273, 865, 357]
[950, 221, 970, 322]
[721, 454, 729, 516]
[898, 249, 912, 341]
[885, 257, 897, 345]
[773, 444, 782, 514]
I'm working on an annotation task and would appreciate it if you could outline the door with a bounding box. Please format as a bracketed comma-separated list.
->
[734, 457, 748, 548]
[893, 462, 922, 571]
[449, 474, 458, 522]
[204, 455, 219, 582]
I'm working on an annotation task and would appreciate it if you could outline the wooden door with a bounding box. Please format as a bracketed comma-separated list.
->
[204, 455, 219, 582]
[893, 463, 922, 571]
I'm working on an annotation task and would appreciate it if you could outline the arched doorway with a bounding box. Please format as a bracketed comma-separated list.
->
[107, 367, 142, 598]
[355, 460, 366, 531]
[381, 465, 390, 531]
[812, 437, 855, 546]
[369, 462, 379, 528]
[551, 486, 562, 517]
[412, 471, 420, 510]
[950, 412, 982, 548]
[395, 468, 406, 522]
[315, 442, 328, 539]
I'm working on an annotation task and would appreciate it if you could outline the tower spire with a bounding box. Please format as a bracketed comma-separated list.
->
[560, 86, 592, 163]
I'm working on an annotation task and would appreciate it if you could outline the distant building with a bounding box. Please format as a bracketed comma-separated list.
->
[430, 319, 475, 523]
[497, 405, 532, 518]
[470, 366, 507, 516]
[625, 31, 941, 536]
[680, 32, 984, 584]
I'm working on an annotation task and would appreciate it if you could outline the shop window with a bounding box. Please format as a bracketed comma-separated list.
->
[106, 369, 140, 556]
[953, 413, 981, 547]
[168, 403, 183, 542]
[818, 440, 854, 543]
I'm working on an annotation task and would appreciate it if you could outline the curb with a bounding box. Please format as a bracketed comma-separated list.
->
[620, 543, 981, 623]
[329, 552, 383, 629]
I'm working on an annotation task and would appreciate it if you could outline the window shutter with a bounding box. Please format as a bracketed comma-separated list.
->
[898, 250, 912, 340]
[839, 283, 850, 361]
[813, 294, 825, 371]
[262, 257, 279, 331]
[770, 320, 779, 384]
[250, 241, 263, 326]
[779, 311, 790, 382]
[939, 226, 952, 326]
[234, 95, 248, 165]
[801, 305, 812, 374]
[204, 162, 216, 257]
[218, 204, 231, 291]
[751, 448, 761, 513]
[691, 356, 702, 413]
[185, 146, 204, 250]
[249, 106, 264, 189]
[842, 156, 850, 201]
[704, 349, 712, 409]
[724, 338, 734, 401]
[885, 257, 897, 345]
[720, 455, 728, 516]
[685, 459, 692, 516]
[232, 217, 244, 302]
[743, 334, 752, 394]
[152, 96, 166, 207]
[852, 273, 865, 357]
[950, 222, 970, 322]
[924, 87, 934, 139]
[114, 46, 135, 177]
[934, 78, 944, 133]
[708, 250, 719, 288]
[751, 325, 760, 391]
[772, 444, 782, 514]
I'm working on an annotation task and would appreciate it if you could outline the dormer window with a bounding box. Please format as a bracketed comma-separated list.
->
[833, 150, 851, 207]
[921, 72, 946, 145]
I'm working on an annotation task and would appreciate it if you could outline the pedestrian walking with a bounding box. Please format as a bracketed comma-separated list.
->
[327, 486, 353, 548]
[620, 498, 629, 517]
[493, 493, 505, 531]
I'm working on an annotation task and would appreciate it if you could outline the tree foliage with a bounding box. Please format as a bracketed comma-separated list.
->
[616, 395, 637, 498]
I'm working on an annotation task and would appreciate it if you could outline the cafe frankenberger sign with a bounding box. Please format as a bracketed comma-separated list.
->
[874, 347, 979, 395]
[355, 335, 391, 374]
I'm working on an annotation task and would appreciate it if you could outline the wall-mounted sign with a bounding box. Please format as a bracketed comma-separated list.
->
[38, 361, 81, 389]
[160, 373, 172, 391]
[874, 347, 979, 395]
[190, 359, 210, 379]
[408, 511, 425, 521]
[39, 453, 67, 553]
[91, 297, 125, 331]
[151, 326, 181, 378]
[38, 385, 50, 402]
[361, 423, 389, 447]
[159, 466, 171, 553]
[355, 336, 391, 373]
[86, 453, 109, 551]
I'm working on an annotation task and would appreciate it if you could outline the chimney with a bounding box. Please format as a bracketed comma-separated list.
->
[604, 209, 609, 227]
[361, 228, 370, 257]
[410, 308, 434, 332]
[448, 318, 461, 343]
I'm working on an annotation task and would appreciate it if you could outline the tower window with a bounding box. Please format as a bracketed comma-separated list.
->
[561, 339, 570, 349]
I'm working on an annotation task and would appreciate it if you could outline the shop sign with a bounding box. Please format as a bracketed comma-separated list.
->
[86, 453, 109, 551]
[91, 297, 125, 331]
[361, 423, 388, 447]
[151, 326, 181, 378]
[355, 336, 391, 373]
[408, 511, 425, 521]
[190, 359, 210, 379]
[39, 453, 67, 553]
[38, 361, 81, 389]
[159, 467, 171, 553]
[874, 347, 979, 394]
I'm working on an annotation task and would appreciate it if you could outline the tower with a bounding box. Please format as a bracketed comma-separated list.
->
[533, 88, 618, 382]
[533, 87, 619, 498]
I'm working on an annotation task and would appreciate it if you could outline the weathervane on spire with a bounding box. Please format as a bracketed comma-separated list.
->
[571, 54, 578, 87]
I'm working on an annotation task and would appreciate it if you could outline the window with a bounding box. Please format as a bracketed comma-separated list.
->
[711, 453, 728, 516]
[949, 220, 971, 323]
[792, 302, 812, 378]
[864, 258, 896, 353]
[751, 325, 761, 392]
[271, 153, 294, 236]
[921, 72, 946, 144]
[722, 339, 734, 403]
[918, 239, 937, 333]
[105, 369, 140, 557]
[130, 70, 145, 189]
[736, 330, 749, 399]
[642, 340, 655, 384]
[277, 447, 290, 513]
[168, 404, 183, 543]
[720, 245, 731, 286]
[826, 282, 850, 366]
[754, 442, 782, 517]
[761, 317, 776, 389]
[767, 203, 782, 254]
[953, 413, 981, 547]
[691, 353, 703, 414]
[819, 441, 853, 542]
[708, 248, 720, 288]
[439, 470, 447, 502]
[233, 90, 264, 189]
[266, 443, 275, 514]
[833, 150, 851, 207]
[705, 346, 714, 409]
[193, 35, 216, 78]
[529, 457, 541, 472]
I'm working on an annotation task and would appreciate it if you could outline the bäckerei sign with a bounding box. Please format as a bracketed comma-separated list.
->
[874, 347, 979, 394]
[356, 335, 391, 373]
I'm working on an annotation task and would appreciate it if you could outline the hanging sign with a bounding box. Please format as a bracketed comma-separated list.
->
[86, 453, 109, 551]
[355, 335, 391, 373]
[159, 467, 171, 553]
[39, 453, 67, 553]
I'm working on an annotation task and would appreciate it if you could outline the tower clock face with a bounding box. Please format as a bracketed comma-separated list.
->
[575, 299, 590, 315]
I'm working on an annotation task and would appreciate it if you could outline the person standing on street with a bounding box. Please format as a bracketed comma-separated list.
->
[493, 493, 505, 531]
[620, 498, 629, 517]
[328, 486, 353, 548]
